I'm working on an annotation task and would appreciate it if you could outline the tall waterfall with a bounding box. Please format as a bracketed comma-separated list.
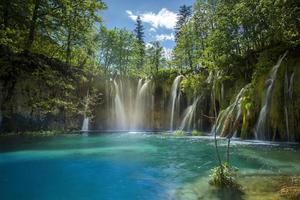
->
[284, 69, 294, 141]
[179, 97, 199, 131]
[114, 80, 127, 129]
[132, 79, 152, 129]
[169, 75, 183, 131]
[109, 78, 154, 130]
[255, 52, 287, 140]
[284, 69, 290, 141]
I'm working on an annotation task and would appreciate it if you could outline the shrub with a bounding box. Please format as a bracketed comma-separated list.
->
[174, 130, 185, 136]
[192, 129, 203, 136]
[209, 162, 241, 189]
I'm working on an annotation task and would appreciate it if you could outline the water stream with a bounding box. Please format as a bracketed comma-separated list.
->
[213, 86, 247, 137]
[169, 75, 183, 131]
[179, 97, 199, 131]
[81, 117, 89, 132]
[255, 52, 288, 140]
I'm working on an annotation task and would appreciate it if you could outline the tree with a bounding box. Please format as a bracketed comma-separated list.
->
[134, 16, 145, 69]
[173, 21, 195, 70]
[145, 41, 164, 75]
[174, 5, 192, 41]
[97, 27, 138, 75]
[54, 0, 106, 64]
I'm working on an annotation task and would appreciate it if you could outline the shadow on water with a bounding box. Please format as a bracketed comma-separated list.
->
[214, 187, 244, 200]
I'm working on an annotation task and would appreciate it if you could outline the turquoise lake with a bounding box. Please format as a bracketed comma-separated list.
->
[0, 132, 300, 200]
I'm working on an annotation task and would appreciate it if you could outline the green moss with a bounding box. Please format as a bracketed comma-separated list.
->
[209, 162, 241, 190]
[240, 96, 252, 139]
[288, 56, 300, 141]
[192, 129, 203, 136]
[174, 130, 186, 136]
[269, 61, 285, 140]
[181, 73, 206, 100]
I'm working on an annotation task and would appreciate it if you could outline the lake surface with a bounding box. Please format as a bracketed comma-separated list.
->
[0, 132, 300, 200]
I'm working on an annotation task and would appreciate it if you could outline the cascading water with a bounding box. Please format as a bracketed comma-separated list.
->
[284, 69, 295, 141]
[221, 83, 225, 106]
[213, 86, 247, 137]
[284, 69, 290, 141]
[106, 78, 154, 131]
[114, 80, 127, 129]
[81, 91, 90, 132]
[132, 79, 152, 130]
[81, 117, 89, 132]
[289, 72, 294, 99]
[169, 75, 183, 131]
[179, 97, 199, 131]
[255, 52, 288, 140]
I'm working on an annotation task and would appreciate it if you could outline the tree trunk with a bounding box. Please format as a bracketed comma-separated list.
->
[66, 28, 72, 64]
[25, 0, 41, 51]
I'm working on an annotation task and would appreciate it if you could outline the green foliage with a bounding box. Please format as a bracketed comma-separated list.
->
[0, 0, 106, 66]
[192, 129, 203, 136]
[181, 73, 207, 99]
[174, 130, 186, 136]
[98, 27, 139, 75]
[175, 5, 192, 41]
[144, 41, 164, 75]
[134, 16, 145, 69]
[209, 162, 241, 189]
[240, 96, 252, 139]
[173, 0, 299, 74]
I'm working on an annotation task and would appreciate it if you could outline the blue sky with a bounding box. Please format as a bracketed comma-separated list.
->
[101, 0, 194, 54]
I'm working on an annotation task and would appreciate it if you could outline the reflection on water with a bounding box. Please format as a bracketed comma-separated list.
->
[0, 133, 299, 200]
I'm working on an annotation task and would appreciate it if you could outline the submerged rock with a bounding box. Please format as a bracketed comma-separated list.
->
[174, 174, 300, 200]
[279, 177, 300, 200]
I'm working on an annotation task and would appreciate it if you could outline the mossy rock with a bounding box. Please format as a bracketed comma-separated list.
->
[280, 186, 300, 200]
[279, 177, 300, 200]
[174, 130, 186, 136]
[191, 129, 203, 136]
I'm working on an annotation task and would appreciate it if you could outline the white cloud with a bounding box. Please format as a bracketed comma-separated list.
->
[163, 47, 173, 60]
[155, 33, 175, 41]
[126, 8, 177, 29]
[126, 10, 137, 21]
[145, 42, 153, 48]
[149, 27, 156, 32]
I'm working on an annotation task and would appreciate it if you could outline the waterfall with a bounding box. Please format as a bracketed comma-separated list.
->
[255, 52, 287, 140]
[132, 79, 152, 130]
[289, 72, 294, 99]
[81, 117, 89, 132]
[114, 80, 127, 129]
[107, 78, 155, 131]
[81, 91, 90, 132]
[176, 91, 182, 124]
[284, 69, 295, 141]
[179, 97, 199, 131]
[170, 75, 183, 131]
[213, 86, 247, 137]
[284, 69, 290, 141]
[221, 83, 225, 106]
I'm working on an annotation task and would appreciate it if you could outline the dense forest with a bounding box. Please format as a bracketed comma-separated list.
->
[0, 0, 300, 142]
